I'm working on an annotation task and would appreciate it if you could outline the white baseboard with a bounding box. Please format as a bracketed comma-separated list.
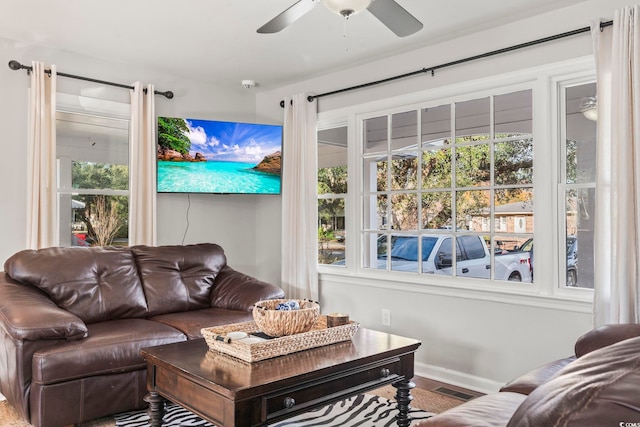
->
[414, 362, 503, 395]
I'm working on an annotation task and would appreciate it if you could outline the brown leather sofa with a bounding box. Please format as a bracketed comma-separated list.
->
[416, 323, 640, 426]
[0, 243, 285, 427]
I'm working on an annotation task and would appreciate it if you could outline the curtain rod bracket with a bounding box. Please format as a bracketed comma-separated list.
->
[7, 60, 174, 99]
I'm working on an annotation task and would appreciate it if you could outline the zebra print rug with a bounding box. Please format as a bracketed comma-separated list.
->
[114, 394, 434, 426]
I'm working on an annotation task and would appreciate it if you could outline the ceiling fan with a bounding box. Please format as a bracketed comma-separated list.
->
[257, 0, 423, 38]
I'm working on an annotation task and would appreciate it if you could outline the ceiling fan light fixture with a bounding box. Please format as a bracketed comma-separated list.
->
[323, 0, 372, 18]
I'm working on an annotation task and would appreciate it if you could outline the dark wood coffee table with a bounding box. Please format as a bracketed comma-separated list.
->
[141, 327, 421, 427]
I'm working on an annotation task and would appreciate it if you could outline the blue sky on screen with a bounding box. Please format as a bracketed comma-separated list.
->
[185, 119, 282, 163]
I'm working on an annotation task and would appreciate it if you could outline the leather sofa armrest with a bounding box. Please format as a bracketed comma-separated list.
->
[0, 273, 88, 341]
[210, 266, 285, 312]
[574, 323, 640, 357]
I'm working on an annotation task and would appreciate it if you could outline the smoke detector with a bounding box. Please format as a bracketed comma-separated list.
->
[242, 80, 256, 89]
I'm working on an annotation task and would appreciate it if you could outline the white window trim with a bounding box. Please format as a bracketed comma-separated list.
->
[317, 56, 596, 310]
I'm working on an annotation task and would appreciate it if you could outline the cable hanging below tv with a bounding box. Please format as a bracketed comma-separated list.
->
[157, 116, 283, 195]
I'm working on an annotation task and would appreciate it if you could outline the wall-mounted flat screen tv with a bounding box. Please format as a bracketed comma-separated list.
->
[157, 117, 283, 194]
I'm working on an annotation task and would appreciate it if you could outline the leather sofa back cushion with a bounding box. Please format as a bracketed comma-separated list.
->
[131, 243, 226, 316]
[506, 335, 640, 427]
[4, 247, 148, 323]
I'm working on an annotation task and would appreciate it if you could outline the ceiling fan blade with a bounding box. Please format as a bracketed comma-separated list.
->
[257, 0, 319, 34]
[367, 0, 423, 37]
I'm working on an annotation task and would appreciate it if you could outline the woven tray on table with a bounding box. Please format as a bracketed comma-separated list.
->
[201, 315, 360, 363]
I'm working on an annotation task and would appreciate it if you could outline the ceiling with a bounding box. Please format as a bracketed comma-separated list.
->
[1, 0, 588, 91]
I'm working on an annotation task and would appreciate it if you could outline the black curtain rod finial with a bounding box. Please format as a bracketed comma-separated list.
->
[155, 90, 174, 99]
[8, 60, 25, 71]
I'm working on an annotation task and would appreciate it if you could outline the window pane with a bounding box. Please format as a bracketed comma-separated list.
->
[422, 148, 452, 188]
[495, 90, 532, 137]
[495, 235, 529, 253]
[456, 97, 490, 140]
[494, 189, 534, 233]
[390, 235, 419, 272]
[433, 237, 454, 276]
[363, 157, 387, 192]
[494, 139, 533, 185]
[422, 104, 451, 146]
[318, 133, 347, 195]
[422, 192, 452, 230]
[391, 193, 418, 230]
[562, 81, 596, 289]
[391, 154, 418, 190]
[391, 111, 418, 151]
[364, 116, 387, 153]
[364, 194, 388, 230]
[566, 83, 597, 184]
[457, 190, 490, 231]
[72, 162, 129, 190]
[57, 111, 129, 172]
[318, 198, 345, 265]
[566, 188, 595, 288]
[364, 232, 386, 270]
[62, 194, 129, 247]
[456, 144, 490, 187]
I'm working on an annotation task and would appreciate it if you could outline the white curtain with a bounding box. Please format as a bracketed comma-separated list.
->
[592, 6, 640, 325]
[129, 82, 157, 246]
[26, 61, 57, 249]
[281, 93, 319, 300]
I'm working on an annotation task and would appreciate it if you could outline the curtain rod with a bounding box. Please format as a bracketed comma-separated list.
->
[7, 60, 174, 99]
[279, 19, 613, 108]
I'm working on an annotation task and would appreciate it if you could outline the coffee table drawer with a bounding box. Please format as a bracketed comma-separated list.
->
[262, 357, 402, 422]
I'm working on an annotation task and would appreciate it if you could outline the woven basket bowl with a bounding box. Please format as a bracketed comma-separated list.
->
[252, 299, 320, 337]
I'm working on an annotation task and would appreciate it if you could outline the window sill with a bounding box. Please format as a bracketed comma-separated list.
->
[318, 267, 593, 313]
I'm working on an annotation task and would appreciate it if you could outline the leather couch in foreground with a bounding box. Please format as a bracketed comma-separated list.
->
[0, 243, 285, 427]
[416, 323, 640, 426]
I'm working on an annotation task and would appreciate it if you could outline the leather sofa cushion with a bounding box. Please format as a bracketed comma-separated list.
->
[416, 392, 527, 427]
[499, 356, 576, 395]
[150, 307, 254, 340]
[132, 243, 227, 316]
[4, 247, 148, 323]
[506, 336, 640, 427]
[31, 318, 186, 385]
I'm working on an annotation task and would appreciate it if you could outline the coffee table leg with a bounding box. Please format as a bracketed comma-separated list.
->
[144, 391, 165, 427]
[393, 379, 415, 427]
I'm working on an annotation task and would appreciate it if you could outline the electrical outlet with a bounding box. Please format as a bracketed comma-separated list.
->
[381, 309, 391, 326]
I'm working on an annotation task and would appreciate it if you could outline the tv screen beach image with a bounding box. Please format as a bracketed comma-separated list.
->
[157, 117, 283, 194]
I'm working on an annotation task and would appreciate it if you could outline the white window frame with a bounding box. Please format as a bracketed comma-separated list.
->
[56, 94, 131, 247]
[317, 57, 595, 310]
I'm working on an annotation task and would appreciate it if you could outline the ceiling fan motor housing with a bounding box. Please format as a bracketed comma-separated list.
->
[323, 0, 372, 17]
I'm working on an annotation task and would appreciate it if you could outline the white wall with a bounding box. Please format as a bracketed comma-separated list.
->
[256, 0, 630, 392]
[0, 36, 282, 280]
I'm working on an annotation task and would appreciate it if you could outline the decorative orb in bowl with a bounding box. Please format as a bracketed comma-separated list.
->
[252, 299, 320, 337]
